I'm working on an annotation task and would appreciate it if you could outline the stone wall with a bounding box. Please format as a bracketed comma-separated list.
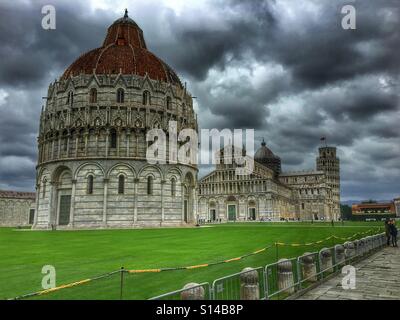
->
[0, 191, 36, 227]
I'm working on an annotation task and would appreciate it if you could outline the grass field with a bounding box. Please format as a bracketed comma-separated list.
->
[0, 221, 383, 300]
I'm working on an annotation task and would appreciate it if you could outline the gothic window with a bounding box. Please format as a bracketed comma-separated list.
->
[66, 91, 74, 106]
[118, 175, 125, 194]
[147, 176, 153, 195]
[87, 175, 94, 195]
[110, 129, 117, 149]
[166, 96, 172, 110]
[143, 91, 151, 105]
[89, 88, 97, 103]
[171, 178, 176, 197]
[116, 88, 124, 103]
[301, 203, 305, 210]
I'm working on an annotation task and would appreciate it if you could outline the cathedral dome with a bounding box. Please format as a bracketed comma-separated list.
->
[254, 139, 282, 174]
[61, 10, 182, 88]
[254, 140, 275, 160]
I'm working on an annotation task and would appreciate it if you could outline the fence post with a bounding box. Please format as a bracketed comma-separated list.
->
[334, 244, 345, 269]
[240, 267, 260, 300]
[320, 247, 333, 274]
[277, 258, 295, 295]
[181, 283, 205, 300]
[120, 267, 124, 300]
[344, 241, 355, 262]
[300, 252, 317, 283]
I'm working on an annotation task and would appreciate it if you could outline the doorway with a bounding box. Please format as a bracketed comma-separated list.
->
[210, 209, 216, 222]
[248, 208, 256, 221]
[58, 195, 71, 226]
[228, 205, 236, 221]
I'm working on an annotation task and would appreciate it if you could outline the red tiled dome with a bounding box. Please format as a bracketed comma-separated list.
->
[61, 10, 182, 88]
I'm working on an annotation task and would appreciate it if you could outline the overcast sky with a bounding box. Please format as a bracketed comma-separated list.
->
[0, 0, 399, 201]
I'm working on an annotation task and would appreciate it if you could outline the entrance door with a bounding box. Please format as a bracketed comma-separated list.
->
[249, 208, 256, 221]
[184, 200, 188, 223]
[29, 209, 35, 224]
[59, 195, 71, 226]
[228, 205, 236, 221]
[210, 209, 216, 221]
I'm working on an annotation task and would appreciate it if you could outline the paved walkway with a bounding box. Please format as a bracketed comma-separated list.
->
[297, 246, 400, 300]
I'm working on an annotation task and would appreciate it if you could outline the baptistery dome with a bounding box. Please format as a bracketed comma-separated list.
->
[33, 11, 197, 230]
[62, 10, 182, 88]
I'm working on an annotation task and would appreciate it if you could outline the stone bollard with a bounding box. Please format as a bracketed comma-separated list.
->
[353, 240, 360, 256]
[344, 241, 355, 261]
[240, 267, 260, 300]
[359, 238, 365, 255]
[277, 259, 295, 294]
[320, 248, 333, 273]
[181, 283, 205, 300]
[334, 244, 345, 267]
[300, 252, 317, 282]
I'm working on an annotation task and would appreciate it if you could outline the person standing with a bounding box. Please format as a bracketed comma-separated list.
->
[389, 220, 398, 247]
[385, 219, 391, 246]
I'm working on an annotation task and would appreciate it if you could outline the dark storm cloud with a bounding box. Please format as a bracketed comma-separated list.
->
[0, 0, 398, 200]
[0, 1, 109, 88]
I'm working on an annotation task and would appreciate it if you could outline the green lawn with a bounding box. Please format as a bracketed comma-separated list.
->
[0, 221, 383, 300]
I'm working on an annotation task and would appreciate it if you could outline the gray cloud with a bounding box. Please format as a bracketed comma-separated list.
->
[0, 0, 398, 201]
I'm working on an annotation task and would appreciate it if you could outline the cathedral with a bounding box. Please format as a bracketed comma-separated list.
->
[0, 11, 341, 229]
[197, 141, 340, 222]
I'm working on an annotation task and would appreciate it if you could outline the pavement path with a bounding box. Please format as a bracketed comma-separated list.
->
[297, 246, 400, 300]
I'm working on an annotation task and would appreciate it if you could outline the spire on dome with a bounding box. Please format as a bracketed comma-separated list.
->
[124, 8, 128, 18]
[261, 138, 266, 146]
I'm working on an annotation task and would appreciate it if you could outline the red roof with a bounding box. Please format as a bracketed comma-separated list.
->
[61, 11, 182, 88]
[0, 190, 36, 200]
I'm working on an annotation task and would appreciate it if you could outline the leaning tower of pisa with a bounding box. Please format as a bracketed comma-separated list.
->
[316, 146, 340, 220]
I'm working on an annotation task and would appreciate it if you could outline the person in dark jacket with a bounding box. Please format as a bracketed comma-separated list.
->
[385, 219, 391, 246]
[389, 220, 398, 247]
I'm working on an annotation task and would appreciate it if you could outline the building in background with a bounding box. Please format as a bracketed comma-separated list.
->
[197, 141, 339, 222]
[352, 201, 397, 221]
[0, 191, 36, 226]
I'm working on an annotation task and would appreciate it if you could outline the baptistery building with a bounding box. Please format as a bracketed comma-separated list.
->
[33, 11, 198, 229]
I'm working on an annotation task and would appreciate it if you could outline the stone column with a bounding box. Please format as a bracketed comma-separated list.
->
[334, 244, 345, 267]
[181, 183, 185, 223]
[240, 267, 260, 300]
[161, 180, 166, 223]
[133, 178, 139, 224]
[180, 283, 205, 300]
[300, 253, 317, 282]
[344, 241, 355, 261]
[57, 136, 61, 159]
[277, 258, 295, 294]
[33, 184, 40, 227]
[48, 182, 57, 228]
[126, 130, 131, 157]
[319, 248, 333, 273]
[66, 134, 70, 158]
[74, 135, 79, 157]
[102, 178, 109, 227]
[105, 129, 109, 158]
[84, 131, 89, 156]
[69, 179, 77, 227]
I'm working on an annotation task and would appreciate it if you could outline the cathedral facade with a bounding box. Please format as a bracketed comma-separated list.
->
[197, 141, 340, 222]
[33, 11, 198, 229]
